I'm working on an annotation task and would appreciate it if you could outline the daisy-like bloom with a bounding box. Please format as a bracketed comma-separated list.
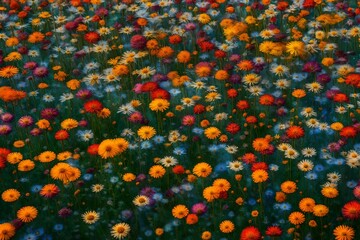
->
[265, 226, 282, 237]
[228, 161, 243, 171]
[136, 66, 156, 79]
[247, 86, 264, 96]
[277, 143, 292, 152]
[149, 99, 170, 112]
[252, 138, 270, 152]
[297, 159, 314, 172]
[203, 186, 220, 202]
[321, 186, 339, 198]
[280, 181, 297, 194]
[284, 148, 299, 159]
[286, 126, 305, 139]
[133, 195, 150, 207]
[117, 103, 135, 115]
[306, 118, 320, 128]
[193, 162, 212, 178]
[300, 107, 317, 117]
[0, 66, 19, 78]
[204, 127, 221, 140]
[313, 204, 329, 217]
[82, 211, 100, 224]
[0, 223, 16, 240]
[98, 139, 119, 159]
[60, 118, 78, 130]
[38, 151, 56, 163]
[40, 184, 60, 198]
[286, 41, 306, 56]
[149, 165, 166, 178]
[18, 159, 35, 172]
[111, 223, 131, 239]
[159, 156, 178, 167]
[240, 226, 262, 240]
[17, 206, 38, 223]
[270, 64, 289, 77]
[306, 82, 323, 93]
[299, 198, 316, 213]
[274, 79, 290, 89]
[342, 201, 360, 220]
[208, 177, 228, 192]
[288, 211, 305, 225]
[327, 172, 341, 183]
[243, 73, 261, 85]
[225, 145, 238, 154]
[251, 169, 269, 183]
[219, 220, 234, 233]
[172, 205, 189, 219]
[1, 189, 20, 202]
[333, 225, 355, 240]
[138, 126, 156, 140]
[91, 184, 104, 193]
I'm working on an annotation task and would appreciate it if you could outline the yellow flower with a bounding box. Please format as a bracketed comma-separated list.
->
[149, 99, 170, 112]
[60, 118, 78, 130]
[138, 126, 156, 140]
[198, 14, 211, 24]
[193, 162, 212, 178]
[286, 41, 305, 56]
[204, 127, 221, 139]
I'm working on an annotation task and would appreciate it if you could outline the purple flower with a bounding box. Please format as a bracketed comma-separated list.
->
[302, 61, 321, 73]
[316, 74, 331, 84]
[58, 208, 72, 218]
[41, 108, 59, 120]
[185, 23, 196, 31]
[327, 142, 341, 152]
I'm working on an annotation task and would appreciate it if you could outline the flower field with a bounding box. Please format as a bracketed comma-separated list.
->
[1, 0, 360, 239]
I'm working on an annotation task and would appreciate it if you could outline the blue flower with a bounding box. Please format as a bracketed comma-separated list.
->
[173, 147, 186, 155]
[305, 172, 318, 180]
[346, 180, 357, 188]
[53, 224, 63, 231]
[152, 135, 165, 144]
[31, 185, 42, 193]
[83, 173, 93, 181]
[248, 198, 257, 206]
[279, 203, 292, 211]
[314, 164, 325, 172]
[141, 141, 152, 149]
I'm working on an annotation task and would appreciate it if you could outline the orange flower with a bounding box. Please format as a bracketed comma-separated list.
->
[252, 138, 270, 152]
[177, 51, 191, 63]
[186, 214, 198, 224]
[237, 60, 254, 71]
[292, 89, 306, 98]
[280, 181, 297, 194]
[286, 126, 305, 139]
[172, 205, 189, 219]
[157, 46, 174, 58]
[28, 32, 45, 43]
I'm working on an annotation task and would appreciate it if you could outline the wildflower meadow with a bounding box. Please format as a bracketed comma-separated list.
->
[0, 0, 360, 239]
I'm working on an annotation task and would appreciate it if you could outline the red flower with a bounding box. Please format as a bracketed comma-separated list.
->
[169, 35, 182, 44]
[246, 116, 258, 124]
[172, 165, 185, 174]
[84, 99, 103, 113]
[198, 41, 215, 52]
[214, 50, 226, 59]
[87, 144, 100, 155]
[227, 89, 238, 98]
[0, 156, 6, 169]
[265, 226, 282, 236]
[342, 200, 360, 220]
[84, 32, 100, 44]
[55, 129, 69, 141]
[226, 123, 240, 134]
[236, 100, 250, 110]
[333, 93, 349, 103]
[242, 153, 257, 164]
[150, 88, 171, 100]
[141, 82, 159, 92]
[345, 73, 360, 88]
[130, 35, 147, 50]
[277, 1, 289, 11]
[303, 0, 315, 8]
[340, 126, 357, 138]
[193, 104, 206, 114]
[259, 94, 275, 106]
[286, 126, 305, 139]
[240, 226, 262, 240]
[251, 162, 268, 172]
